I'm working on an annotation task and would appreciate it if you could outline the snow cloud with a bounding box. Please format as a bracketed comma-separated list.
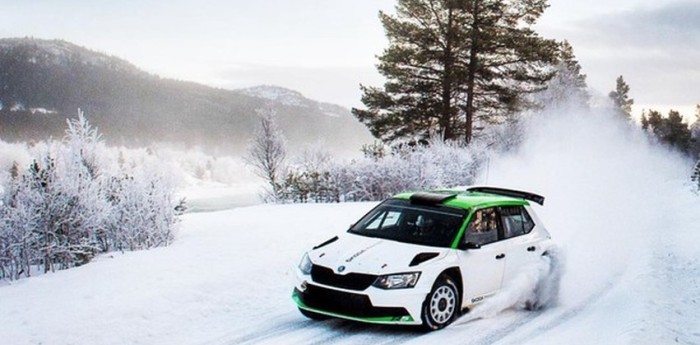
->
[483, 105, 695, 316]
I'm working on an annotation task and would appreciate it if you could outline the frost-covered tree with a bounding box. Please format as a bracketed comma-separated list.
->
[277, 138, 489, 202]
[0, 112, 180, 280]
[55, 112, 111, 266]
[0, 164, 40, 279]
[245, 108, 287, 201]
[0, 113, 110, 273]
[105, 168, 177, 251]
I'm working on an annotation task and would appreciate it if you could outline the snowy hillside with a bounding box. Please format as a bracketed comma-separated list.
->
[1, 111, 699, 345]
[239, 85, 348, 118]
[240, 85, 310, 107]
[0, 38, 145, 76]
[0, 38, 373, 154]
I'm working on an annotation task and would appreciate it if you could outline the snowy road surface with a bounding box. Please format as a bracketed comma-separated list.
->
[1, 113, 699, 345]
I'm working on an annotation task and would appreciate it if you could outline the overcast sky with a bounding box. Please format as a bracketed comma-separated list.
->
[1, 0, 698, 118]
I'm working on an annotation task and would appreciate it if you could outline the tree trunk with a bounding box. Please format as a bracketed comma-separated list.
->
[441, 8, 455, 141]
[465, 0, 480, 144]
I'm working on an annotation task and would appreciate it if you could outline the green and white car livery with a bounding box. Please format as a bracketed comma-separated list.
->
[292, 186, 556, 330]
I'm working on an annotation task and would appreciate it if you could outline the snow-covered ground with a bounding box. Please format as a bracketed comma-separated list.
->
[1, 112, 699, 345]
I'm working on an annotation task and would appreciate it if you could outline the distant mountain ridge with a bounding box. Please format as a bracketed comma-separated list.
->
[0, 38, 372, 153]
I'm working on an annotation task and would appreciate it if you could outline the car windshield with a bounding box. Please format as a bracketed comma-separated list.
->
[348, 199, 467, 248]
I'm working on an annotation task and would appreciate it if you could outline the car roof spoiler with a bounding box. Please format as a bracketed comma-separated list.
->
[466, 186, 545, 206]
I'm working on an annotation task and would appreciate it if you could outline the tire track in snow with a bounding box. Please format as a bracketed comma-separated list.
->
[209, 271, 622, 345]
[228, 318, 366, 345]
[212, 316, 421, 345]
[490, 273, 624, 345]
[304, 322, 375, 345]
[404, 271, 624, 345]
[312, 324, 420, 345]
[202, 315, 311, 345]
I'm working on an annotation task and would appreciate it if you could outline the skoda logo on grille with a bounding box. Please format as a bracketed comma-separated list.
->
[337, 265, 346, 273]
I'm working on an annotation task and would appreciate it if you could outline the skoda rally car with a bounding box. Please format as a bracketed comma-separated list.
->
[292, 186, 558, 330]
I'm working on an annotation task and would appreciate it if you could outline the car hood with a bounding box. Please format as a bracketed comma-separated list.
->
[309, 233, 449, 275]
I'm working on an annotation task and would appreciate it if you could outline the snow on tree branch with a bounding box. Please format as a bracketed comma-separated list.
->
[0, 112, 179, 281]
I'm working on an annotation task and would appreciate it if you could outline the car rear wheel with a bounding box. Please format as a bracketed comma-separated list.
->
[525, 249, 563, 311]
[421, 276, 460, 331]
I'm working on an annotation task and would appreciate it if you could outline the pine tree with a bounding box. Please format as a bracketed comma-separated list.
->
[690, 104, 700, 158]
[692, 160, 700, 191]
[353, 0, 558, 145]
[641, 109, 663, 133]
[664, 110, 691, 153]
[642, 109, 692, 154]
[536, 40, 589, 110]
[608, 75, 634, 119]
[9, 161, 19, 180]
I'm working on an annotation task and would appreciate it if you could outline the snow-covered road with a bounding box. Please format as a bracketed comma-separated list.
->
[1, 194, 696, 345]
[1, 113, 699, 345]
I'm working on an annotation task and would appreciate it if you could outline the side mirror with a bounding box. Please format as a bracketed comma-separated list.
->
[461, 242, 481, 250]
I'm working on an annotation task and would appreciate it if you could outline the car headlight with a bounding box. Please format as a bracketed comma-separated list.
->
[298, 252, 312, 275]
[372, 272, 421, 289]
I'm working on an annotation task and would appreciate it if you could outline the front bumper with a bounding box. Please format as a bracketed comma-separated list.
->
[292, 268, 429, 325]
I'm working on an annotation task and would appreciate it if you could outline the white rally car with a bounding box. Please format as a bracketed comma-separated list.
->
[292, 187, 559, 330]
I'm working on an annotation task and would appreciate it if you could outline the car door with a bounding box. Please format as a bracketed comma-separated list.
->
[499, 206, 543, 285]
[456, 207, 506, 304]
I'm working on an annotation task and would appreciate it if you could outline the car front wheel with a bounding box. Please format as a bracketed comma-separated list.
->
[421, 276, 460, 331]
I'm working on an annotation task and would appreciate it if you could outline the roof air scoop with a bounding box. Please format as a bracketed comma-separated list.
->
[409, 192, 457, 205]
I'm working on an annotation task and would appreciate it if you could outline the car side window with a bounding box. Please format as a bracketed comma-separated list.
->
[500, 206, 535, 239]
[463, 208, 499, 246]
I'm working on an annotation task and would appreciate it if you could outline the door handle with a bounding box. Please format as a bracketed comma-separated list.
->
[527, 246, 536, 252]
[495, 253, 505, 260]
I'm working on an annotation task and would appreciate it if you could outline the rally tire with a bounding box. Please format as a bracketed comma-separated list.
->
[421, 276, 460, 331]
[525, 249, 563, 311]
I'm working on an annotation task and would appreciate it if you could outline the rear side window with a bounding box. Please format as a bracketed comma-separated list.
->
[463, 208, 499, 245]
[499, 206, 535, 239]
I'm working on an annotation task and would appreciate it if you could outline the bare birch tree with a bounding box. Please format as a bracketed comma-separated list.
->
[245, 108, 287, 202]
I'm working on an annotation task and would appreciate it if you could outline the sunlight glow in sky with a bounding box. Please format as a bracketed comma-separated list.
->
[1, 0, 698, 118]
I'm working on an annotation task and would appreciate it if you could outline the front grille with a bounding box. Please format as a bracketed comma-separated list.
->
[311, 264, 377, 291]
[297, 285, 409, 318]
